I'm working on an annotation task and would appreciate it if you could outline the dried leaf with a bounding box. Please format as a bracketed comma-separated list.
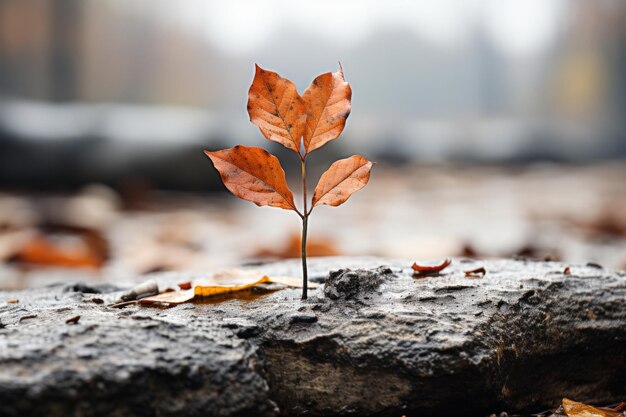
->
[136, 270, 319, 307]
[465, 266, 486, 277]
[562, 398, 622, 417]
[139, 289, 195, 306]
[16, 234, 103, 269]
[302, 66, 352, 154]
[205, 146, 296, 211]
[178, 281, 192, 290]
[195, 276, 270, 297]
[194, 270, 317, 297]
[564, 266, 572, 275]
[247, 65, 306, 153]
[312, 155, 373, 207]
[412, 259, 452, 276]
[65, 315, 81, 325]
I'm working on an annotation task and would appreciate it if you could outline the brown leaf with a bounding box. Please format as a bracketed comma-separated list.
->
[465, 266, 486, 277]
[562, 398, 622, 417]
[564, 266, 571, 275]
[302, 66, 352, 154]
[65, 315, 81, 325]
[205, 145, 297, 211]
[178, 281, 192, 290]
[247, 65, 306, 153]
[312, 155, 373, 207]
[412, 259, 452, 275]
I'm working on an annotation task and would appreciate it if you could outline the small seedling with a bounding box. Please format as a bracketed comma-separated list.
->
[205, 64, 373, 299]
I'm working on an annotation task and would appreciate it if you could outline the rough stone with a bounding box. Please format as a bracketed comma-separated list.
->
[0, 257, 625, 417]
[323, 266, 395, 300]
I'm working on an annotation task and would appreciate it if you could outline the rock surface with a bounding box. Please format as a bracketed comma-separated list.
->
[0, 257, 624, 417]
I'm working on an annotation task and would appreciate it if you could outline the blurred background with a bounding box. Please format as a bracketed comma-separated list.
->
[0, 0, 625, 289]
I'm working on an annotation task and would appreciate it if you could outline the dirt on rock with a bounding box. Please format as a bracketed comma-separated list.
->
[323, 266, 395, 300]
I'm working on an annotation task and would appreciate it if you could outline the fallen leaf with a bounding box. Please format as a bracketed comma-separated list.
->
[15, 234, 103, 269]
[65, 315, 81, 324]
[205, 146, 296, 211]
[564, 266, 572, 275]
[465, 266, 486, 277]
[312, 155, 373, 207]
[137, 270, 317, 307]
[178, 281, 192, 290]
[139, 289, 195, 306]
[412, 259, 452, 276]
[302, 65, 352, 154]
[6, 299, 19, 304]
[562, 398, 622, 417]
[247, 64, 306, 153]
[196, 269, 317, 295]
[195, 276, 271, 297]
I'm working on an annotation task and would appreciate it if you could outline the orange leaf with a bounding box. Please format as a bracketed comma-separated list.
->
[412, 259, 452, 274]
[562, 398, 622, 417]
[205, 145, 297, 211]
[312, 155, 373, 207]
[302, 66, 352, 154]
[16, 235, 103, 269]
[247, 64, 306, 153]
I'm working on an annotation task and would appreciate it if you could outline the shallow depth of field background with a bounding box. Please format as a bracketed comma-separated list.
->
[0, 0, 625, 288]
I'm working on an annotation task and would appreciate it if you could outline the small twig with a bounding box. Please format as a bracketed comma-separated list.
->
[108, 300, 139, 309]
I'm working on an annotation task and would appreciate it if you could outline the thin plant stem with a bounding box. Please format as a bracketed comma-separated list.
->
[301, 157, 308, 300]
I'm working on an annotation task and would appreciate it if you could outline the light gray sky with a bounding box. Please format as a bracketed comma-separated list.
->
[143, 0, 566, 57]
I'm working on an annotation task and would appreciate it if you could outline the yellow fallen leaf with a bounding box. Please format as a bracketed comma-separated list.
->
[135, 269, 317, 307]
[562, 398, 621, 417]
[195, 276, 270, 297]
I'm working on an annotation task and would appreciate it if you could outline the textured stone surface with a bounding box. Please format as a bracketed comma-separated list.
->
[0, 257, 625, 417]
